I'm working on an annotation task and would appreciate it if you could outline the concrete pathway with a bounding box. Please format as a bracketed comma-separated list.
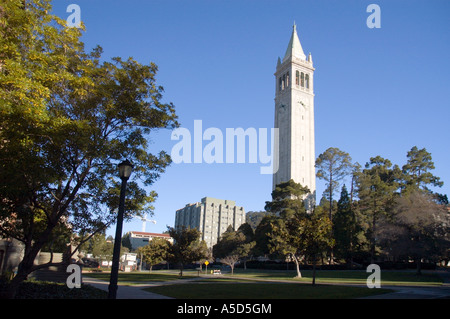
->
[82, 276, 174, 299]
[361, 269, 450, 299]
[360, 285, 450, 299]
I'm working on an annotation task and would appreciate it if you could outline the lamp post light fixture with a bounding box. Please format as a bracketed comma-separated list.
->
[108, 159, 133, 299]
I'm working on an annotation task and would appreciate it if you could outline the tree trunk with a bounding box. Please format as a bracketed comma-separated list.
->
[3, 228, 53, 299]
[370, 213, 377, 264]
[179, 264, 184, 277]
[312, 254, 317, 285]
[4, 249, 36, 299]
[416, 258, 422, 276]
[293, 254, 302, 278]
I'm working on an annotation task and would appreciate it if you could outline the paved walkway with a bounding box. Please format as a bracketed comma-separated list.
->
[82, 276, 174, 299]
[83, 275, 210, 299]
[361, 269, 450, 299]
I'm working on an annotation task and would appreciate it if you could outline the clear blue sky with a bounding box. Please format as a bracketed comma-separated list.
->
[51, 0, 450, 237]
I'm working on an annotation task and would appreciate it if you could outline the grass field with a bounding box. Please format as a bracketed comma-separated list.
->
[143, 282, 393, 299]
[85, 268, 443, 286]
[230, 268, 444, 286]
[84, 268, 445, 299]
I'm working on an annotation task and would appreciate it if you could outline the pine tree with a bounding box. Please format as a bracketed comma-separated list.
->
[356, 156, 400, 262]
[333, 185, 359, 267]
[401, 146, 443, 193]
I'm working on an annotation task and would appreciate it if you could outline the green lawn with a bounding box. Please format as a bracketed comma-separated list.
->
[143, 282, 392, 299]
[230, 269, 444, 286]
[83, 268, 444, 299]
[84, 268, 443, 286]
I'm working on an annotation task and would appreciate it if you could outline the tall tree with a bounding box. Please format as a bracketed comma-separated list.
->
[0, 1, 178, 298]
[264, 179, 310, 218]
[401, 146, 443, 193]
[253, 214, 277, 257]
[213, 226, 243, 258]
[333, 185, 360, 267]
[269, 208, 333, 282]
[315, 147, 353, 222]
[245, 211, 269, 231]
[137, 237, 170, 271]
[315, 148, 352, 263]
[356, 156, 400, 262]
[265, 180, 333, 281]
[167, 226, 208, 276]
[378, 190, 450, 274]
[299, 210, 334, 285]
[213, 225, 255, 273]
[265, 180, 310, 277]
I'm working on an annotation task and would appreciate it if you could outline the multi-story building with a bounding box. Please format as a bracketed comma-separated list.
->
[174, 197, 245, 248]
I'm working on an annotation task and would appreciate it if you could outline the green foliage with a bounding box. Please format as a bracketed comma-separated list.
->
[213, 225, 256, 272]
[245, 211, 270, 231]
[80, 232, 114, 261]
[253, 214, 277, 257]
[264, 181, 334, 279]
[13, 281, 107, 299]
[137, 237, 170, 270]
[213, 226, 244, 258]
[355, 156, 400, 261]
[315, 147, 353, 220]
[259, 146, 447, 269]
[264, 179, 310, 218]
[401, 146, 443, 193]
[0, 0, 178, 296]
[333, 185, 361, 263]
[167, 226, 209, 276]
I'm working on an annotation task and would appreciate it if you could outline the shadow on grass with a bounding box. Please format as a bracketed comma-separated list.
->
[83, 270, 198, 283]
[230, 269, 443, 286]
[143, 282, 393, 299]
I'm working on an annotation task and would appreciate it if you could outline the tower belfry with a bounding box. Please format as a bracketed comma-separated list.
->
[273, 24, 316, 207]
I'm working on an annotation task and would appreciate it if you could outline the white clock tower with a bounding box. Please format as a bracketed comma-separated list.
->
[273, 23, 316, 207]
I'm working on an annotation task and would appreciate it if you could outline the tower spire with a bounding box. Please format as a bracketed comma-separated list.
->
[283, 22, 306, 62]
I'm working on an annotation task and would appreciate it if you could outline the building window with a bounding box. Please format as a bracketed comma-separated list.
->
[286, 72, 289, 88]
[282, 74, 286, 90]
[279, 77, 282, 91]
[301, 72, 305, 87]
[305, 74, 309, 89]
[296, 70, 299, 86]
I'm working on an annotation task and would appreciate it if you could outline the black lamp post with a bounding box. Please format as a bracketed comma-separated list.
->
[108, 159, 133, 299]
